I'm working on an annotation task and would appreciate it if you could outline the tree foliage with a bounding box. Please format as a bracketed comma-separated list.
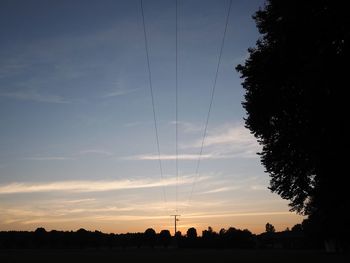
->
[1, 225, 314, 249]
[159, 230, 171, 247]
[265, 223, 276, 233]
[186, 227, 198, 239]
[144, 228, 157, 248]
[236, 0, 349, 236]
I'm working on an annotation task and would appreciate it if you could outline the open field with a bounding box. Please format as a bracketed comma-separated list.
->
[0, 248, 349, 263]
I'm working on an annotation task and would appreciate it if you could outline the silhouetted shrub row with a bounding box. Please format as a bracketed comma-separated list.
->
[0, 225, 313, 250]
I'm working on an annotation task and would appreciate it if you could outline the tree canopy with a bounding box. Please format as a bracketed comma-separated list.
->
[236, 0, 349, 238]
[1, 225, 310, 250]
[265, 223, 276, 233]
[187, 227, 198, 239]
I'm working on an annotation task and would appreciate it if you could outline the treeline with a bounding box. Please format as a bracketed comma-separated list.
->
[0, 223, 320, 250]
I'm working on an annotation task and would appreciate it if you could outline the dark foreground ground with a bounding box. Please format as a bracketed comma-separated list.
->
[0, 248, 349, 263]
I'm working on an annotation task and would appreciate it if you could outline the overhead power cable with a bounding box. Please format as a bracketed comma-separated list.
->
[140, 0, 167, 204]
[175, 0, 179, 213]
[186, 0, 233, 208]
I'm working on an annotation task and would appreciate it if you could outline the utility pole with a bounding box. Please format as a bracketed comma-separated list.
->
[170, 215, 180, 235]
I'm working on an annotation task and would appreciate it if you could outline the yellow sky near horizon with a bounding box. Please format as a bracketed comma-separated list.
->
[0, 179, 304, 235]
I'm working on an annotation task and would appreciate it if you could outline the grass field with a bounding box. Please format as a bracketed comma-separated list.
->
[1, 248, 349, 263]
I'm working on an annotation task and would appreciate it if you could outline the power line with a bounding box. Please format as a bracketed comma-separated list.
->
[186, 0, 232, 209]
[175, 0, 179, 213]
[140, 0, 167, 204]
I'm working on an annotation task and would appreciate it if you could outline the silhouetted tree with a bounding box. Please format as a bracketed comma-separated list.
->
[219, 228, 226, 236]
[223, 227, 255, 248]
[159, 230, 171, 248]
[0, 226, 316, 250]
[144, 228, 156, 248]
[184, 227, 198, 248]
[236, 0, 349, 245]
[186, 227, 197, 239]
[291, 224, 303, 233]
[34, 227, 47, 248]
[175, 231, 182, 238]
[265, 223, 276, 233]
[174, 230, 182, 247]
[34, 227, 46, 235]
[202, 226, 215, 238]
[202, 226, 219, 248]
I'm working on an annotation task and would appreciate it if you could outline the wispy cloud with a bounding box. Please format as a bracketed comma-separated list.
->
[184, 211, 294, 219]
[123, 121, 153, 128]
[78, 149, 113, 156]
[102, 88, 139, 98]
[192, 124, 256, 148]
[186, 123, 261, 159]
[128, 123, 259, 160]
[0, 91, 70, 104]
[250, 185, 266, 191]
[21, 211, 293, 224]
[0, 58, 29, 79]
[127, 153, 214, 161]
[0, 199, 232, 225]
[22, 156, 73, 161]
[23, 149, 113, 161]
[61, 198, 96, 204]
[194, 176, 267, 197]
[0, 176, 195, 195]
[9, 211, 294, 225]
[128, 123, 260, 161]
[129, 152, 260, 161]
[200, 186, 238, 194]
[169, 121, 202, 133]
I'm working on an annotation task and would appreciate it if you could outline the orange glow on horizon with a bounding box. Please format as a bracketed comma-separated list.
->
[0, 211, 304, 235]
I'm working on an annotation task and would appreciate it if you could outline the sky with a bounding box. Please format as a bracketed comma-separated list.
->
[0, 0, 303, 234]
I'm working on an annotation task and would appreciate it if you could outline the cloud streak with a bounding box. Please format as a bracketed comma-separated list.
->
[23, 149, 114, 161]
[184, 211, 294, 219]
[12, 211, 294, 224]
[169, 121, 202, 133]
[22, 156, 73, 161]
[200, 186, 238, 194]
[188, 123, 261, 159]
[0, 177, 194, 195]
[102, 88, 139, 98]
[128, 123, 261, 161]
[0, 91, 70, 104]
[128, 153, 214, 161]
[192, 124, 256, 148]
[78, 149, 113, 156]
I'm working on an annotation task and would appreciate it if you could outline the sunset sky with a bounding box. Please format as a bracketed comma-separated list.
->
[0, 0, 303, 234]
